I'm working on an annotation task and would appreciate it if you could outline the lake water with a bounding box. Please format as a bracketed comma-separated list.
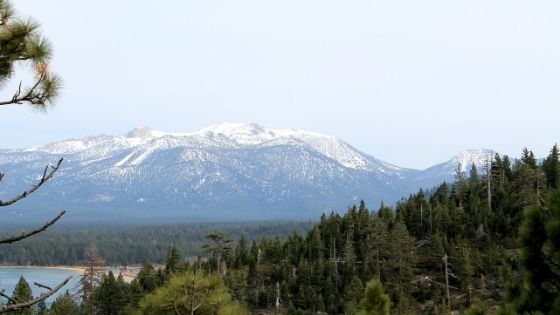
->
[0, 267, 81, 304]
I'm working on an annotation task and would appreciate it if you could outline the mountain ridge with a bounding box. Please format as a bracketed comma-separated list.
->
[0, 123, 494, 222]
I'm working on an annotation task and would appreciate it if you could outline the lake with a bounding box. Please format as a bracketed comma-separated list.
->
[0, 267, 82, 305]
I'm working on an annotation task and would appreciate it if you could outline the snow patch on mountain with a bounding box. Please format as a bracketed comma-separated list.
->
[0, 123, 498, 220]
[453, 149, 494, 172]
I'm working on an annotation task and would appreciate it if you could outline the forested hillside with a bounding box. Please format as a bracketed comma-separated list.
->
[199, 146, 559, 314]
[5, 145, 559, 314]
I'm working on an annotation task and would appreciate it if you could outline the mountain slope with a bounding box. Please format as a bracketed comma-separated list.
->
[0, 123, 493, 221]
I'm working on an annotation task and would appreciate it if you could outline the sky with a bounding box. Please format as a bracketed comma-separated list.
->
[2, 0, 559, 169]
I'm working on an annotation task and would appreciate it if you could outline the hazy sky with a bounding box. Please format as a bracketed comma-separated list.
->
[2, 0, 559, 169]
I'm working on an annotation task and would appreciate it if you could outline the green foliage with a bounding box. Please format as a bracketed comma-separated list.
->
[543, 144, 560, 189]
[48, 291, 80, 315]
[494, 304, 518, 315]
[345, 276, 364, 313]
[0, 0, 61, 109]
[137, 261, 160, 293]
[10, 276, 33, 315]
[139, 271, 248, 315]
[356, 279, 390, 315]
[464, 303, 487, 315]
[202, 232, 233, 277]
[164, 246, 182, 276]
[515, 189, 560, 313]
[91, 271, 130, 315]
[35, 300, 47, 315]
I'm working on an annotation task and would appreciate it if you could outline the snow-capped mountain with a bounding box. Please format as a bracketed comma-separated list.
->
[409, 149, 494, 184]
[0, 123, 493, 222]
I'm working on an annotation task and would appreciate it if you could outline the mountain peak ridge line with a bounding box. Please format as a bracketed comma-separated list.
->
[0, 122, 494, 221]
[12, 122, 493, 172]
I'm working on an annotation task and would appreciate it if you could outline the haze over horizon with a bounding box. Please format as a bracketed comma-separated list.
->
[3, 0, 559, 169]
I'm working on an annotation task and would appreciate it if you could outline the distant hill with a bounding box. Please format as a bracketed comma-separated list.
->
[0, 123, 494, 222]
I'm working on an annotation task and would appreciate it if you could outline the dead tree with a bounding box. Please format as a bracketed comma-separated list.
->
[483, 152, 494, 212]
[0, 158, 71, 313]
[79, 245, 105, 314]
[202, 232, 232, 278]
[443, 254, 451, 308]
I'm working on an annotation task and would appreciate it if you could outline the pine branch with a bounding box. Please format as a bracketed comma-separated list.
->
[0, 276, 72, 313]
[0, 158, 63, 207]
[33, 282, 52, 290]
[0, 71, 61, 109]
[0, 210, 65, 244]
[0, 74, 43, 106]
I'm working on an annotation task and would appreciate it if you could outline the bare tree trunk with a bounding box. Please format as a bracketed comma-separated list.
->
[443, 254, 450, 308]
[486, 155, 493, 212]
[275, 281, 280, 311]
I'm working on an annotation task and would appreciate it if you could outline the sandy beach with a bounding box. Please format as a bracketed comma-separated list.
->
[0, 265, 138, 282]
[0, 265, 86, 273]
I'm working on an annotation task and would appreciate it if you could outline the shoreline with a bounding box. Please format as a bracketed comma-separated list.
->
[0, 265, 139, 282]
[0, 265, 86, 273]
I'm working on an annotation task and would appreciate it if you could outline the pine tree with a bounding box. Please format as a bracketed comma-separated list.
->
[543, 144, 560, 189]
[324, 276, 338, 313]
[455, 162, 467, 208]
[137, 261, 159, 293]
[48, 291, 80, 315]
[139, 271, 248, 315]
[469, 163, 480, 189]
[388, 221, 416, 314]
[343, 229, 357, 287]
[92, 271, 130, 315]
[127, 279, 145, 309]
[233, 236, 249, 268]
[370, 217, 388, 280]
[345, 276, 364, 314]
[376, 208, 392, 229]
[164, 246, 182, 276]
[92, 271, 116, 315]
[305, 285, 318, 312]
[515, 190, 560, 313]
[35, 301, 47, 315]
[356, 279, 390, 315]
[458, 240, 475, 306]
[115, 273, 130, 312]
[521, 148, 537, 169]
[317, 293, 326, 313]
[10, 276, 34, 315]
[514, 152, 541, 210]
[202, 232, 233, 277]
[0, 0, 62, 109]
[295, 286, 307, 309]
[464, 303, 488, 315]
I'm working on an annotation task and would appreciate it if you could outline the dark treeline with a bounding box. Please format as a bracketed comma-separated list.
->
[0, 222, 312, 265]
